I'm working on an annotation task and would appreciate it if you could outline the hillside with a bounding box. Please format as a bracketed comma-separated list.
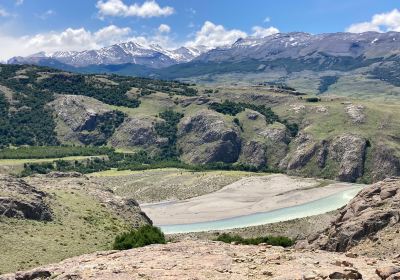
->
[0, 64, 399, 183]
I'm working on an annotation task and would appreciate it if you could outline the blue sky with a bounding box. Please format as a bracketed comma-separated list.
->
[0, 0, 399, 60]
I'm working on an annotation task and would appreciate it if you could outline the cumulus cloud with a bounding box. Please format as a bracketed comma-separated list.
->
[251, 26, 279, 38]
[186, 21, 280, 48]
[0, 25, 133, 60]
[96, 0, 174, 18]
[346, 9, 400, 33]
[158, 24, 171, 33]
[186, 21, 247, 48]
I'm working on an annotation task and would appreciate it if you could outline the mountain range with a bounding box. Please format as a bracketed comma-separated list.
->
[8, 31, 400, 97]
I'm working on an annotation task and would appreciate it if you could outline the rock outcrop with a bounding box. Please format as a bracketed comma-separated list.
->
[48, 95, 124, 145]
[109, 116, 167, 152]
[1, 240, 397, 280]
[0, 175, 52, 221]
[280, 133, 367, 182]
[370, 143, 400, 182]
[306, 178, 400, 252]
[177, 110, 241, 164]
[329, 134, 367, 182]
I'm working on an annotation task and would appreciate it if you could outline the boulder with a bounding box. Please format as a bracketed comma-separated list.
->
[376, 266, 400, 279]
[177, 110, 241, 164]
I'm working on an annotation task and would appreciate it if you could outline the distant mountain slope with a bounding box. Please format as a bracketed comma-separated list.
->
[8, 31, 400, 98]
[8, 42, 206, 68]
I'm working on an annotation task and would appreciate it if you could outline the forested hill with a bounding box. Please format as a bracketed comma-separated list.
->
[0, 63, 399, 184]
[0, 64, 196, 147]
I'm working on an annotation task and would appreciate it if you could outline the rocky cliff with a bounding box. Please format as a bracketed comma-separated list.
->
[49, 95, 124, 146]
[302, 178, 400, 257]
[177, 110, 242, 164]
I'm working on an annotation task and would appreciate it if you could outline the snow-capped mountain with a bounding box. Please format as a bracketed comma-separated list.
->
[195, 31, 400, 62]
[8, 32, 400, 73]
[8, 41, 207, 68]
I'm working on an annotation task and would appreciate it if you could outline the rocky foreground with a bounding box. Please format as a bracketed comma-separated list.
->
[1, 240, 400, 280]
[2, 178, 400, 279]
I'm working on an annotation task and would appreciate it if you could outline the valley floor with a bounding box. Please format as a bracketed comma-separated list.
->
[141, 174, 363, 231]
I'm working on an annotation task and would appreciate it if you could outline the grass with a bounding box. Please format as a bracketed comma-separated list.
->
[0, 156, 106, 166]
[0, 189, 130, 274]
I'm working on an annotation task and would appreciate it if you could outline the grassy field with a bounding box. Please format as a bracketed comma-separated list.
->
[0, 155, 107, 175]
[0, 188, 129, 274]
[90, 168, 268, 203]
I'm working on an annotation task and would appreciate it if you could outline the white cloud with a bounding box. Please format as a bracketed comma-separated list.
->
[251, 26, 280, 38]
[0, 25, 133, 60]
[0, 8, 10, 17]
[96, 0, 174, 18]
[158, 24, 171, 33]
[36, 10, 55, 20]
[346, 9, 400, 33]
[186, 21, 280, 48]
[15, 0, 23, 6]
[264, 17, 271, 23]
[186, 21, 247, 48]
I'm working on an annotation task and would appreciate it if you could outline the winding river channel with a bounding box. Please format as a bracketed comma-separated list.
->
[156, 186, 363, 234]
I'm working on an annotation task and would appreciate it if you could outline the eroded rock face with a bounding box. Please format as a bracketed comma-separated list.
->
[280, 133, 367, 182]
[0, 175, 52, 221]
[307, 178, 400, 252]
[330, 134, 367, 182]
[177, 110, 241, 164]
[280, 133, 318, 170]
[370, 143, 400, 182]
[109, 116, 167, 151]
[48, 95, 123, 145]
[239, 140, 266, 168]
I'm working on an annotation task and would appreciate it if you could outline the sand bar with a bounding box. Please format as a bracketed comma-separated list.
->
[141, 174, 365, 225]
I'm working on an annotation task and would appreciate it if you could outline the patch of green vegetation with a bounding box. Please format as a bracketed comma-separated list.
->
[209, 100, 298, 137]
[155, 110, 184, 159]
[305, 97, 321, 102]
[0, 146, 113, 159]
[0, 189, 129, 274]
[0, 65, 58, 147]
[113, 225, 166, 250]
[37, 74, 140, 108]
[318, 76, 339, 94]
[215, 233, 294, 247]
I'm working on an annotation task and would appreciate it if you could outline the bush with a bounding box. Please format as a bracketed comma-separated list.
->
[215, 233, 294, 247]
[113, 225, 166, 250]
[305, 97, 320, 102]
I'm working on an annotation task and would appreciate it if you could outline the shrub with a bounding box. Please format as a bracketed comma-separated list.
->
[305, 97, 320, 102]
[215, 233, 294, 247]
[113, 225, 166, 250]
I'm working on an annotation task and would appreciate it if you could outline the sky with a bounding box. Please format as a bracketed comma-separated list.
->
[0, 0, 399, 60]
